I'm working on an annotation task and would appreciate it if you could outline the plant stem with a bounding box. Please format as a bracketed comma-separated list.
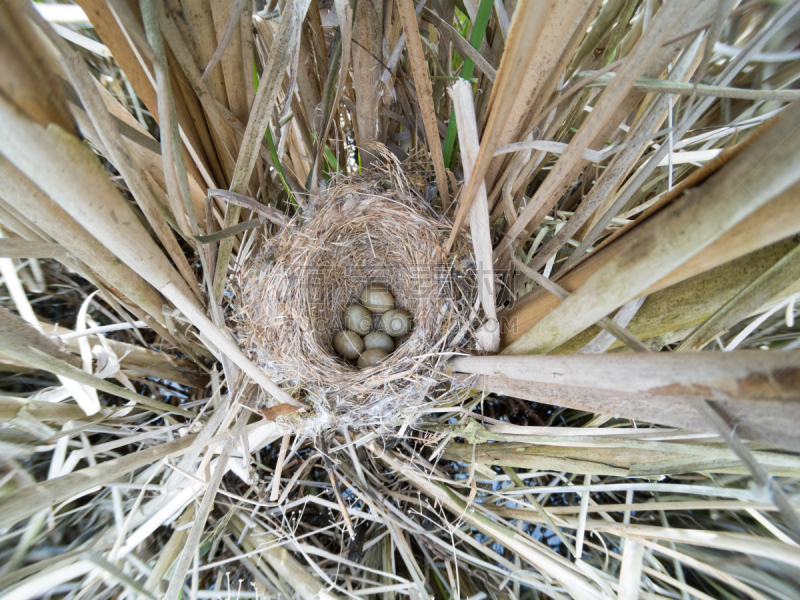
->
[442, 0, 494, 168]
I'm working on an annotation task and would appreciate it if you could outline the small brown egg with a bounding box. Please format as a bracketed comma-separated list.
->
[360, 284, 394, 313]
[333, 331, 364, 360]
[357, 348, 388, 368]
[381, 309, 411, 337]
[344, 305, 371, 335]
[363, 331, 394, 353]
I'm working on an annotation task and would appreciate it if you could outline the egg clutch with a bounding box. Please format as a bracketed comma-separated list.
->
[333, 284, 412, 368]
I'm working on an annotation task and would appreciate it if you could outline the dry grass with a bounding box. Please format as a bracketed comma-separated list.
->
[0, 1, 799, 599]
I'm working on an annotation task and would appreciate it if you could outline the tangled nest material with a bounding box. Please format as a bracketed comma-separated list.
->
[235, 160, 478, 433]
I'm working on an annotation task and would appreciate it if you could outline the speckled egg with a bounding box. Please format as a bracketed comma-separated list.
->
[360, 284, 394, 314]
[381, 309, 411, 338]
[344, 305, 372, 335]
[357, 348, 389, 368]
[333, 331, 364, 360]
[363, 331, 395, 353]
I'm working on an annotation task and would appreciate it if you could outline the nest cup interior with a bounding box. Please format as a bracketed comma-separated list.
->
[305, 194, 442, 374]
[312, 232, 429, 369]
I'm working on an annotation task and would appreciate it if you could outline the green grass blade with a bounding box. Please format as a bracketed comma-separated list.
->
[442, 0, 494, 168]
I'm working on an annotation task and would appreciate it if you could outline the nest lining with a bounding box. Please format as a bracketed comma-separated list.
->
[236, 167, 477, 432]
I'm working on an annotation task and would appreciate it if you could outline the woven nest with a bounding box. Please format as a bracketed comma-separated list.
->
[235, 162, 477, 432]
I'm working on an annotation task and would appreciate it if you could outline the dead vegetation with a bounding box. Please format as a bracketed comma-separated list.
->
[0, 1, 799, 599]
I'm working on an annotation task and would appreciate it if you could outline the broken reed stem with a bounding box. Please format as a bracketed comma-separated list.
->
[270, 433, 291, 502]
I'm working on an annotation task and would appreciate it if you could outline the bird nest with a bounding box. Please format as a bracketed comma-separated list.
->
[234, 163, 478, 433]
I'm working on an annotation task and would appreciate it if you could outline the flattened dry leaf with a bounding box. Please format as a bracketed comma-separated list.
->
[260, 403, 302, 421]
[396, 0, 449, 208]
[351, 0, 382, 152]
